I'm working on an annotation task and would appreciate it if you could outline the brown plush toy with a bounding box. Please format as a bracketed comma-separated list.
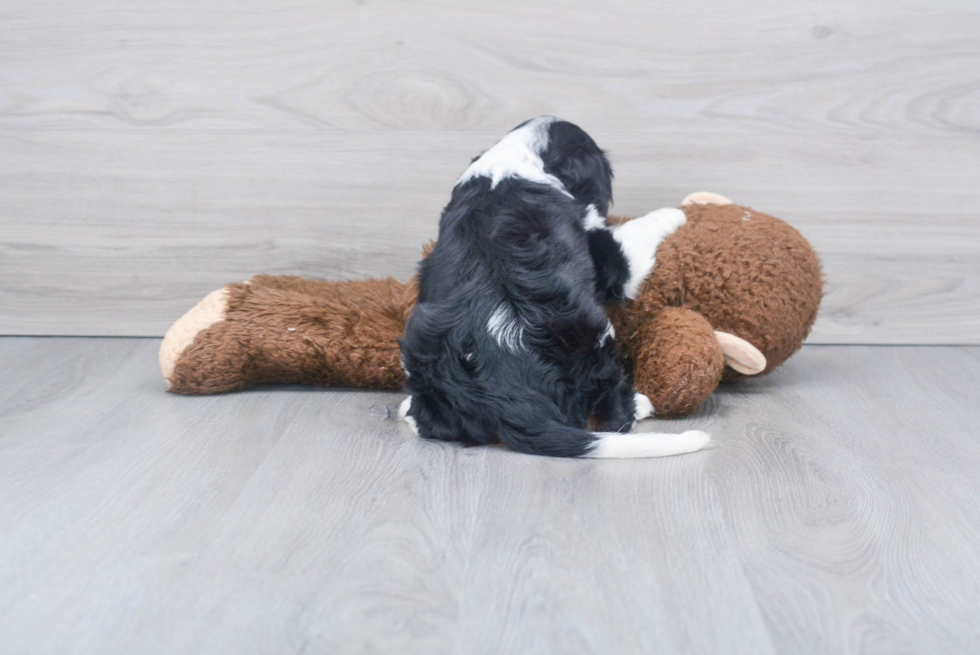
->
[160, 193, 822, 418]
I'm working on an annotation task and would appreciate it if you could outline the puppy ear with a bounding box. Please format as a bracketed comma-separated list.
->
[541, 121, 614, 215]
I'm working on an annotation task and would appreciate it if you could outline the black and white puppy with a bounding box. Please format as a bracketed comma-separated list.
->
[398, 117, 708, 458]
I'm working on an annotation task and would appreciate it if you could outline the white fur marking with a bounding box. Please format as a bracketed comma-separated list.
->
[598, 320, 615, 347]
[612, 207, 688, 299]
[586, 430, 709, 459]
[634, 392, 654, 421]
[457, 116, 571, 195]
[487, 304, 526, 352]
[582, 203, 606, 231]
[398, 396, 418, 435]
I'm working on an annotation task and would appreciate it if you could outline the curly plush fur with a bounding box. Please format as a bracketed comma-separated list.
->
[164, 275, 413, 394]
[161, 198, 822, 419]
[608, 201, 824, 415]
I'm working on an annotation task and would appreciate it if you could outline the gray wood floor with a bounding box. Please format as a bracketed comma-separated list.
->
[2, 337, 978, 654]
[2, 0, 979, 342]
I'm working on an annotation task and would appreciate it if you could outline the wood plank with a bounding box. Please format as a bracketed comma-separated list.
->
[1, 338, 979, 652]
[1, 129, 978, 342]
[1, 0, 979, 341]
[1, 1, 978, 135]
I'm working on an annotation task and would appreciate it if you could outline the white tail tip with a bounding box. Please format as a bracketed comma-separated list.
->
[585, 430, 710, 459]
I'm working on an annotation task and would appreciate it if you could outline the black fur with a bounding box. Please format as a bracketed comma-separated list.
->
[539, 120, 614, 216]
[587, 228, 631, 305]
[399, 118, 636, 458]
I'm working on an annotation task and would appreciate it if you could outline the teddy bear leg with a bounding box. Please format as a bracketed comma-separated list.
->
[161, 282, 279, 394]
[159, 287, 232, 390]
[162, 277, 412, 394]
[624, 307, 726, 419]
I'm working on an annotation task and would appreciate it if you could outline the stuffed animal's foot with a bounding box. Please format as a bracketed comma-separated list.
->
[714, 331, 767, 375]
[161, 275, 412, 394]
[681, 191, 734, 206]
[160, 287, 230, 389]
[634, 392, 655, 421]
[612, 207, 687, 298]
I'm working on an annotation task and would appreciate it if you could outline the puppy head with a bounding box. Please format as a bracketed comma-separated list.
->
[456, 116, 612, 214]
[540, 120, 614, 216]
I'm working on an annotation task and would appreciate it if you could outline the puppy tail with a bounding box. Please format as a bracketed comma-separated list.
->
[583, 430, 711, 459]
[497, 422, 710, 459]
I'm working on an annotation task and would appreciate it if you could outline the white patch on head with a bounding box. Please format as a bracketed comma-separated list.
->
[398, 396, 418, 435]
[598, 320, 615, 347]
[633, 392, 654, 421]
[582, 204, 606, 231]
[457, 116, 571, 196]
[585, 430, 709, 459]
[611, 207, 687, 299]
[399, 354, 409, 377]
[487, 303, 526, 353]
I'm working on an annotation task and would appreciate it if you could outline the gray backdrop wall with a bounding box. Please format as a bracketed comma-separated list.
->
[2, 0, 978, 343]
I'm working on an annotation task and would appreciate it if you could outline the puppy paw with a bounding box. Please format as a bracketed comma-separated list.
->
[613, 208, 688, 298]
[634, 392, 655, 421]
[616, 208, 687, 247]
[398, 396, 419, 435]
[636, 207, 688, 234]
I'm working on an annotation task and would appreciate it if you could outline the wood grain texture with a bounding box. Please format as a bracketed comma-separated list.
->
[1, 337, 979, 653]
[1, 0, 979, 342]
